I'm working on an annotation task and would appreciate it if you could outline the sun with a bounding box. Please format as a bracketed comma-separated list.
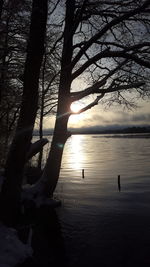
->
[69, 101, 85, 126]
[70, 102, 82, 113]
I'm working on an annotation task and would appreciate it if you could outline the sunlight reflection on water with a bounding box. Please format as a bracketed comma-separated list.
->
[55, 135, 150, 267]
[59, 134, 150, 182]
[55, 134, 150, 206]
[32, 134, 150, 267]
[32, 134, 150, 189]
[64, 135, 86, 170]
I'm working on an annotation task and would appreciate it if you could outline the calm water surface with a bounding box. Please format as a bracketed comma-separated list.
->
[32, 134, 150, 267]
[56, 134, 150, 207]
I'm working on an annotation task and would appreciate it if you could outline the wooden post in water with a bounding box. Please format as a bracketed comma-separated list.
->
[118, 175, 121, 191]
[82, 169, 85, 179]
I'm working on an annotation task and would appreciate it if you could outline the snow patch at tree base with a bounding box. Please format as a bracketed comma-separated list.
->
[0, 223, 33, 267]
[22, 182, 61, 209]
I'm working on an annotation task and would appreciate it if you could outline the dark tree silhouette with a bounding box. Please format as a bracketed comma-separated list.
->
[39, 0, 150, 196]
[0, 0, 4, 19]
[0, 0, 31, 166]
[1, 0, 150, 215]
[1, 0, 48, 223]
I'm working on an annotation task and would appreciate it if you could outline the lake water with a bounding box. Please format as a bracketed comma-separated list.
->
[31, 134, 150, 267]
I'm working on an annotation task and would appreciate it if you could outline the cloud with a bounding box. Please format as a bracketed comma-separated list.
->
[42, 100, 150, 129]
[88, 109, 150, 126]
[131, 113, 150, 122]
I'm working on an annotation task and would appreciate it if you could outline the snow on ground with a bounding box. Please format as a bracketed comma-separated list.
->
[0, 173, 33, 267]
[0, 175, 33, 267]
[22, 182, 61, 208]
[0, 223, 33, 267]
[0, 172, 60, 267]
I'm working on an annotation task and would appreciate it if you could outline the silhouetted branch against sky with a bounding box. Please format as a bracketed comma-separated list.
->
[71, 0, 150, 68]
[71, 81, 145, 103]
[70, 81, 145, 115]
[71, 49, 150, 80]
[72, 93, 105, 114]
[65, 0, 150, 112]
[44, 0, 150, 113]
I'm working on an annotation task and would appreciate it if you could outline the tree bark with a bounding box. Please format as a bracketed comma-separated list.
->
[26, 138, 49, 162]
[41, 0, 75, 196]
[0, 0, 48, 224]
[38, 86, 45, 169]
[41, 125, 71, 196]
[0, 0, 4, 19]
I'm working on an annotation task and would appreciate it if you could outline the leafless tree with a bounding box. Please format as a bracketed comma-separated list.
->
[0, 0, 32, 167]
[1, 0, 150, 217]
[1, 0, 48, 223]
[40, 0, 150, 196]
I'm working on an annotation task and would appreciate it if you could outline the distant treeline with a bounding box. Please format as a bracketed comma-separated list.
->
[33, 126, 150, 136]
[72, 126, 150, 135]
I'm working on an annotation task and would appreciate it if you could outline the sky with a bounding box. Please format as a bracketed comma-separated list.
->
[43, 97, 150, 130]
[69, 100, 150, 129]
[41, 76, 150, 130]
[39, 2, 150, 131]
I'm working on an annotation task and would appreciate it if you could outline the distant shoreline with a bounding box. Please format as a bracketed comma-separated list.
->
[33, 126, 150, 136]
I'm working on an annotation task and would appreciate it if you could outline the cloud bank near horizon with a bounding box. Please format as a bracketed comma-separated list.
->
[42, 101, 150, 129]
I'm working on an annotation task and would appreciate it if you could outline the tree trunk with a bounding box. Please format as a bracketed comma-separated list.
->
[26, 138, 49, 162]
[41, 0, 75, 196]
[0, 0, 4, 19]
[38, 92, 44, 169]
[41, 111, 71, 196]
[0, 0, 48, 224]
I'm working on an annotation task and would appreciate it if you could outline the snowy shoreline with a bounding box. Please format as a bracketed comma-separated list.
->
[0, 171, 61, 267]
[0, 172, 32, 267]
[0, 223, 33, 267]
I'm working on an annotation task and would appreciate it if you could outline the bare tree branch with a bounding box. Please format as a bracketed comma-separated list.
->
[71, 81, 145, 102]
[71, 47, 110, 79]
[95, 41, 150, 51]
[70, 93, 105, 115]
[104, 81, 145, 94]
[71, 48, 150, 81]
[106, 50, 150, 68]
[71, 59, 129, 101]
[71, 0, 150, 69]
